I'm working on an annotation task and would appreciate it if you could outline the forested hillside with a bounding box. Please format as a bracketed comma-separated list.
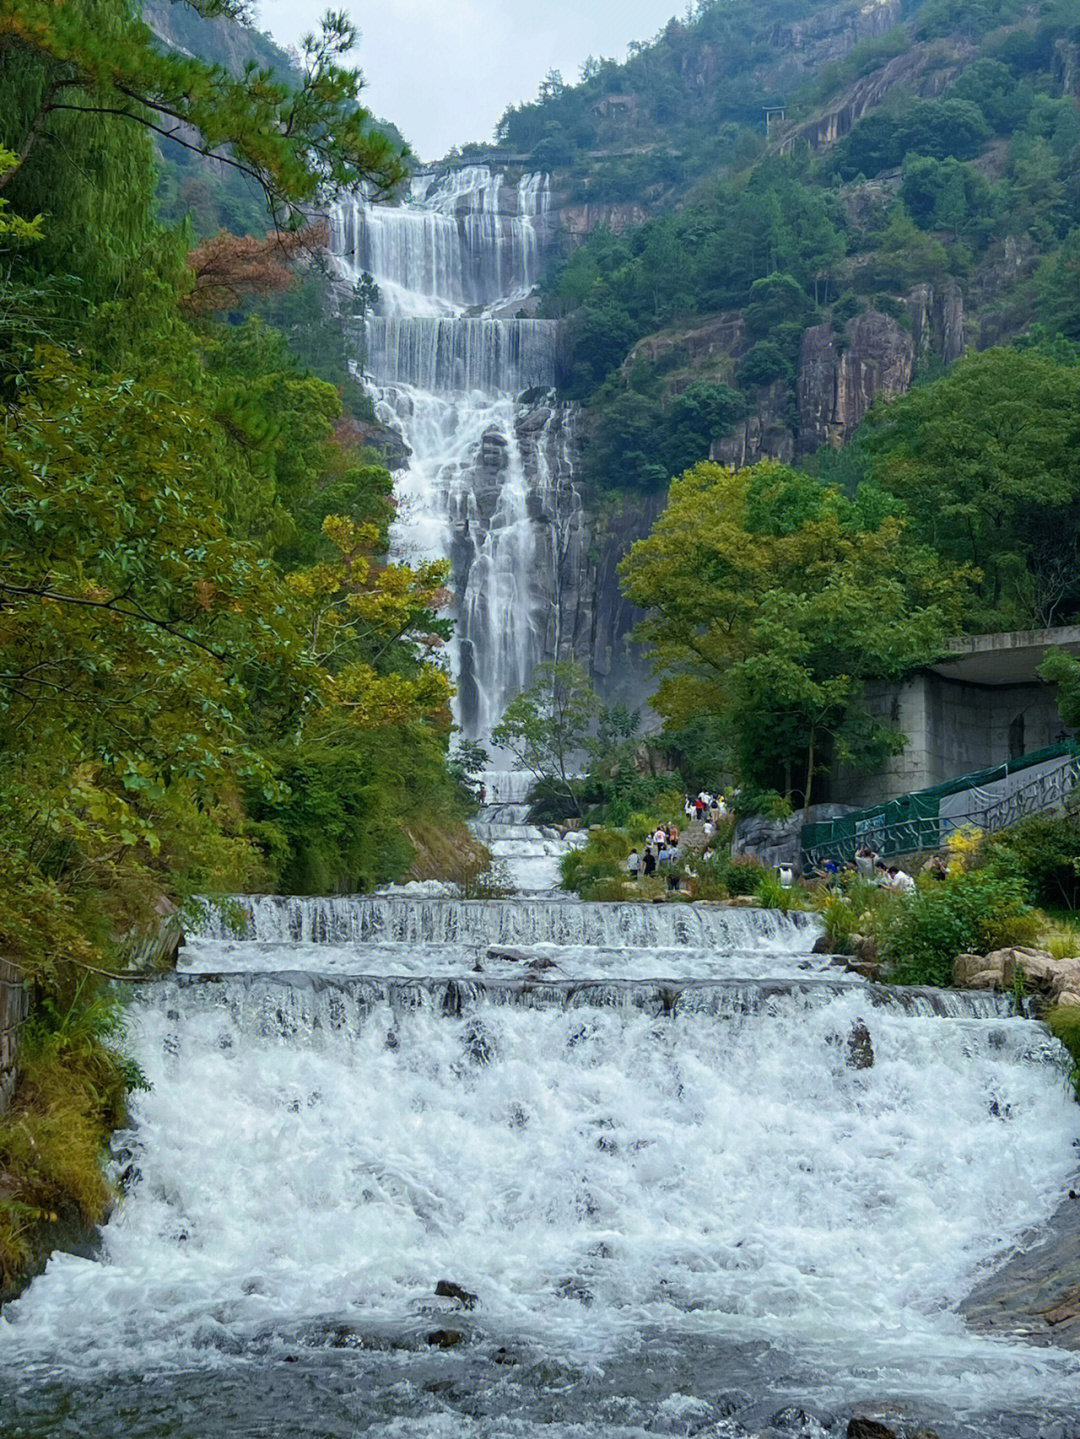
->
[471, 0, 1080, 541]
[444, 0, 1080, 809]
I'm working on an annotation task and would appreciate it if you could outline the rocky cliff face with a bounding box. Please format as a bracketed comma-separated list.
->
[444, 398, 655, 713]
[796, 309, 915, 454]
[781, 39, 973, 154]
[708, 281, 965, 466]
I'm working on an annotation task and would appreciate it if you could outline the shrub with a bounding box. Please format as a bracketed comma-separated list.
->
[739, 340, 793, 388]
[588, 876, 632, 902]
[1048, 1005, 1080, 1100]
[754, 871, 806, 911]
[814, 891, 861, 950]
[880, 868, 1037, 987]
[560, 827, 631, 896]
[984, 813, 1080, 910]
[0, 985, 146, 1295]
[1044, 921, 1080, 960]
[693, 849, 767, 900]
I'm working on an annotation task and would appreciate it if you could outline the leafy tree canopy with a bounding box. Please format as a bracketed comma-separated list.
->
[0, 0, 408, 224]
[619, 460, 967, 802]
[860, 347, 1080, 630]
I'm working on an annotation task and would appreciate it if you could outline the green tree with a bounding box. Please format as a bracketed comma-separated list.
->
[492, 661, 602, 817]
[861, 347, 1080, 629]
[0, 0, 407, 224]
[619, 461, 965, 803]
[1039, 649, 1080, 734]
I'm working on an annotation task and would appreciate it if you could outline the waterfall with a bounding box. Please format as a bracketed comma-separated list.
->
[6, 170, 1080, 1439]
[331, 167, 579, 741]
[5, 885, 1080, 1436]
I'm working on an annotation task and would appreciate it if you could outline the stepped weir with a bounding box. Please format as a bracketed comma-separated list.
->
[3, 858, 1080, 1435]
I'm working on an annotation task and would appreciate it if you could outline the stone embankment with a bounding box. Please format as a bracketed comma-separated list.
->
[961, 1190, 1080, 1349]
[954, 947, 1080, 1009]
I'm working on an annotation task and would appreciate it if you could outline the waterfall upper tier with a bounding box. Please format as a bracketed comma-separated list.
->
[333, 167, 551, 320]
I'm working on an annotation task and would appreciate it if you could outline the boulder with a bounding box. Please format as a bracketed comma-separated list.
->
[733, 802, 855, 873]
[846, 1020, 874, 1070]
[487, 946, 531, 963]
[435, 1280, 478, 1310]
[852, 934, 877, 965]
[846, 1419, 897, 1439]
[426, 1329, 464, 1348]
[953, 952, 1005, 990]
[845, 934, 880, 980]
[996, 948, 1080, 1004]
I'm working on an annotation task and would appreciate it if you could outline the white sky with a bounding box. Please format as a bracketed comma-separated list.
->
[255, 0, 683, 162]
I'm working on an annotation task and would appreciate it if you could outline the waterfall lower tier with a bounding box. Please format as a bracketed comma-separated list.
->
[191, 893, 822, 951]
[159, 971, 1026, 1025]
[3, 938, 1079, 1436]
[367, 317, 556, 393]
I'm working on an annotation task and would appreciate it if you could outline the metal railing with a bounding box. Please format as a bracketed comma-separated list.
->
[802, 753, 1080, 869]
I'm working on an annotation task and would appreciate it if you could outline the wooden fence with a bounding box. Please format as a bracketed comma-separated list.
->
[0, 957, 27, 1115]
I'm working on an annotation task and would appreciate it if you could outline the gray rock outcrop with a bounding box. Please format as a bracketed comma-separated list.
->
[953, 947, 1080, 1007]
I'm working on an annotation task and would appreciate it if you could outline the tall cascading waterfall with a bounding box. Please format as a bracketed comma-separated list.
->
[4, 889, 1080, 1436]
[331, 167, 584, 747]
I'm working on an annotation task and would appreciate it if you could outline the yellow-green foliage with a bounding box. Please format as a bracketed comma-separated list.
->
[1042, 920, 1080, 961]
[945, 824, 985, 873]
[1047, 1005, 1080, 1100]
[0, 990, 139, 1293]
[560, 826, 634, 898]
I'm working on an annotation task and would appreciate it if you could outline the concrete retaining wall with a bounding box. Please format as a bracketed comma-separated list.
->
[0, 957, 27, 1115]
[833, 671, 1066, 807]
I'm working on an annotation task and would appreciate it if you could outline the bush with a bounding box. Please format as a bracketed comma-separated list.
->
[814, 890, 861, 950]
[560, 827, 631, 896]
[880, 868, 1037, 987]
[739, 340, 793, 388]
[754, 871, 807, 911]
[0, 985, 146, 1295]
[1047, 1005, 1080, 1100]
[589, 876, 632, 902]
[693, 849, 767, 899]
[984, 813, 1080, 910]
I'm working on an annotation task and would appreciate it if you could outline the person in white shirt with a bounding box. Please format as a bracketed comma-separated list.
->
[887, 866, 916, 894]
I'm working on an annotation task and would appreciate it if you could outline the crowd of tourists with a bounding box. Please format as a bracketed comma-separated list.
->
[620, 793, 929, 900]
[685, 790, 731, 834]
[813, 844, 922, 894]
[622, 791, 735, 891]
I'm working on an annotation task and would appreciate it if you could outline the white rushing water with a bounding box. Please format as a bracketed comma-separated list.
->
[332, 167, 578, 742]
[4, 891, 1080, 1438]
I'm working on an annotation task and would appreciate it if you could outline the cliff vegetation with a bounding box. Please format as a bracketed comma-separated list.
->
[481, 0, 1080, 502]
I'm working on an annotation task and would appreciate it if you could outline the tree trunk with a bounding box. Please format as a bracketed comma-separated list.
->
[804, 729, 815, 810]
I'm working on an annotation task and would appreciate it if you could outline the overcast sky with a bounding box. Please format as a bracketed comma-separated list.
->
[254, 0, 683, 161]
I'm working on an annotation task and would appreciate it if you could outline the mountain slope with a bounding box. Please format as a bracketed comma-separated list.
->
[453, 0, 1080, 486]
